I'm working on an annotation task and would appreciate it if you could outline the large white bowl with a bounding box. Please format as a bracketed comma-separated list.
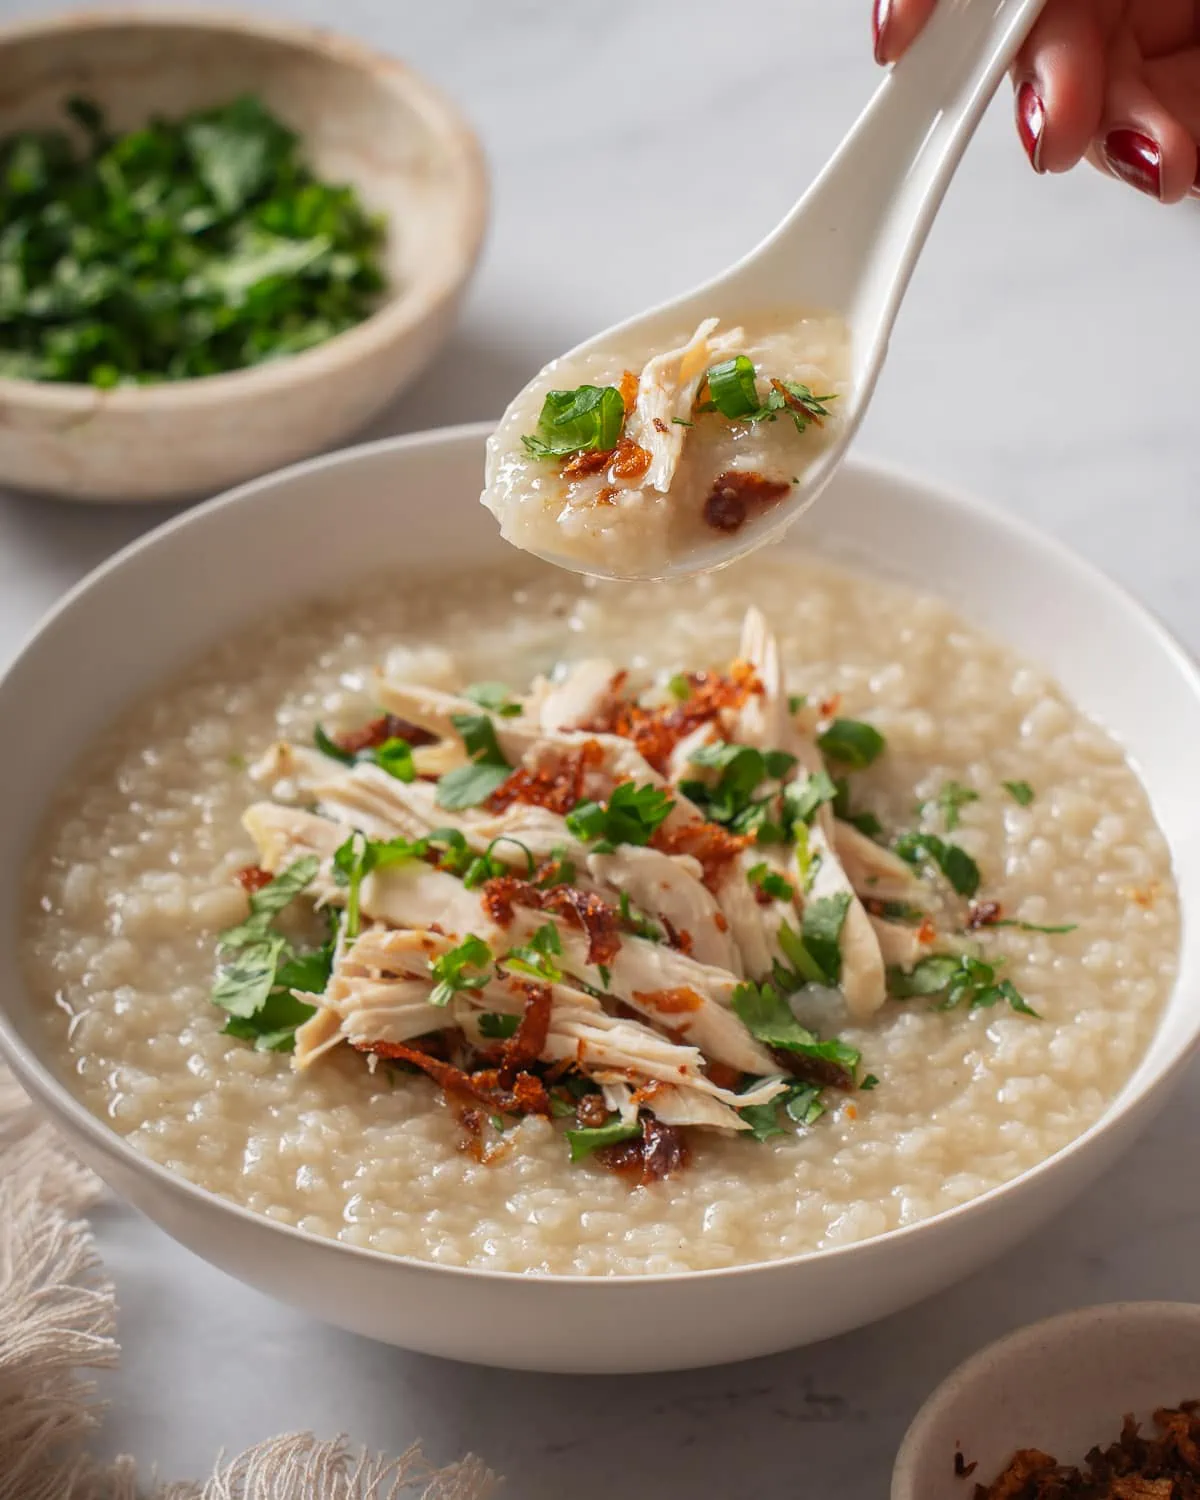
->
[1, 426, 1197, 1374]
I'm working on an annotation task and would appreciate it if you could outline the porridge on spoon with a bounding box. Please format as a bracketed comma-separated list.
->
[482, 312, 849, 577]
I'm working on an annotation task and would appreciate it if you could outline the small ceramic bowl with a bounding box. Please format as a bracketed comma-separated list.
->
[0, 8, 487, 502]
[892, 1302, 1200, 1498]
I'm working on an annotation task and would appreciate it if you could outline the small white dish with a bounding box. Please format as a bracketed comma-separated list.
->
[892, 1302, 1200, 1498]
[0, 427, 1198, 1372]
[0, 8, 487, 502]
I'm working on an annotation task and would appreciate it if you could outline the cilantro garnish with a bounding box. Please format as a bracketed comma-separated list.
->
[773, 893, 852, 991]
[731, 981, 860, 1074]
[782, 769, 837, 831]
[700, 355, 836, 434]
[747, 862, 794, 904]
[680, 741, 795, 835]
[1003, 780, 1035, 807]
[436, 713, 512, 810]
[830, 776, 884, 839]
[464, 682, 522, 717]
[521, 385, 626, 459]
[565, 1115, 642, 1163]
[429, 934, 492, 1007]
[211, 856, 331, 1051]
[566, 781, 675, 849]
[737, 1078, 826, 1141]
[923, 780, 979, 832]
[893, 831, 981, 899]
[312, 724, 414, 782]
[889, 953, 1039, 1016]
[990, 918, 1078, 935]
[817, 719, 886, 769]
[0, 96, 386, 387]
[313, 724, 356, 765]
[617, 889, 664, 943]
[860, 1074, 880, 1091]
[502, 922, 564, 983]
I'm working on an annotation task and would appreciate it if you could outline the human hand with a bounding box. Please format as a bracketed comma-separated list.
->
[872, 0, 1200, 202]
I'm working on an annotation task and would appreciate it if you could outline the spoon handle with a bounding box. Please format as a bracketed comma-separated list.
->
[755, 0, 1047, 332]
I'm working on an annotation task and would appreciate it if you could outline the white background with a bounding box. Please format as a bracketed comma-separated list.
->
[1, 2, 1198, 1493]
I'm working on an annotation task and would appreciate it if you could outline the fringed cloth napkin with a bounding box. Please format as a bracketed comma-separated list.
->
[0, 1062, 501, 1499]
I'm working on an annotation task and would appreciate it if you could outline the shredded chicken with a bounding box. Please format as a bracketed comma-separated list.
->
[228, 606, 962, 1158]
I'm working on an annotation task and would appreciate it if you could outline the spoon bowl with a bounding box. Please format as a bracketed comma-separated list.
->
[486, 0, 1047, 581]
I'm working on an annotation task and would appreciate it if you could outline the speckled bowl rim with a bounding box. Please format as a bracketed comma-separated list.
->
[891, 1301, 1200, 1498]
[1, 428, 1199, 1291]
[0, 5, 489, 409]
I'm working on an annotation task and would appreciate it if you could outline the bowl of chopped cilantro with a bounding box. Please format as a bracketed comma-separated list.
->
[0, 8, 487, 501]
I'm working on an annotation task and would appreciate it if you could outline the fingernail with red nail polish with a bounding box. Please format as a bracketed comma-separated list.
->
[1103, 129, 1163, 200]
[1015, 82, 1046, 173]
[872, 0, 891, 65]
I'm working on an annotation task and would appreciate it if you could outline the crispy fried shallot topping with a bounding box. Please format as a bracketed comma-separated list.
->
[335, 714, 436, 754]
[702, 470, 791, 534]
[499, 980, 554, 1084]
[358, 1041, 552, 1118]
[487, 739, 606, 816]
[596, 1116, 690, 1184]
[587, 660, 762, 776]
[974, 1401, 1200, 1499]
[482, 876, 622, 967]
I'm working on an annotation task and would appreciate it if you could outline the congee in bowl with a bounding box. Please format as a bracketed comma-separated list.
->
[22, 548, 1178, 1276]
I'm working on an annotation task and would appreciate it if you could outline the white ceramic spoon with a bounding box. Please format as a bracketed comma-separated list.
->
[490, 0, 1047, 581]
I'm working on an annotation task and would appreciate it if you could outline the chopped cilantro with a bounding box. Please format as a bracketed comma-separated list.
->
[464, 681, 522, 717]
[889, 952, 1039, 1016]
[731, 981, 860, 1075]
[802, 892, 852, 985]
[737, 1077, 825, 1139]
[925, 780, 979, 832]
[211, 855, 330, 1050]
[747, 862, 794, 904]
[0, 95, 386, 387]
[1004, 780, 1035, 806]
[893, 831, 981, 899]
[430, 935, 493, 1007]
[370, 737, 416, 782]
[699, 356, 835, 435]
[565, 1115, 642, 1163]
[436, 713, 512, 810]
[860, 1073, 880, 1091]
[218, 856, 319, 949]
[618, 889, 664, 943]
[522, 384, 625, 459]
[566, 781, 675, 848]
[313, 723, 356, 765]
[502, 921, 563, 983]
[817, 718, 886, 769]
[782, 769, 837, 831]
[990, 918, 1078, 935]
[787, 693, 808, 715]
[681, 741, 795, 832]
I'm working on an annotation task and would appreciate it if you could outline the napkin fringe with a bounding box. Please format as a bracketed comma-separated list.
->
[0, 1061, 500, 1500]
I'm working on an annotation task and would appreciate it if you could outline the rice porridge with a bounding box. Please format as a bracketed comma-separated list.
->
[23, 553, 1178, 1276]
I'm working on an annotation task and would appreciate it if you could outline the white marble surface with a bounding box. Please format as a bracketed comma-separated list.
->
[3, 0, 1199, 1492]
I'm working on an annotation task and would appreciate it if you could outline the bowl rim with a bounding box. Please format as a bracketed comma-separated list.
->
[2, 420, 1198, 1288]
[0, 5, 489, 408]
[890, 1300, 1200, 1496]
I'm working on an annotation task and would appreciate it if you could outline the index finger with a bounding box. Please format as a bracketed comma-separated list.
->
[874, 0, 939, 65]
